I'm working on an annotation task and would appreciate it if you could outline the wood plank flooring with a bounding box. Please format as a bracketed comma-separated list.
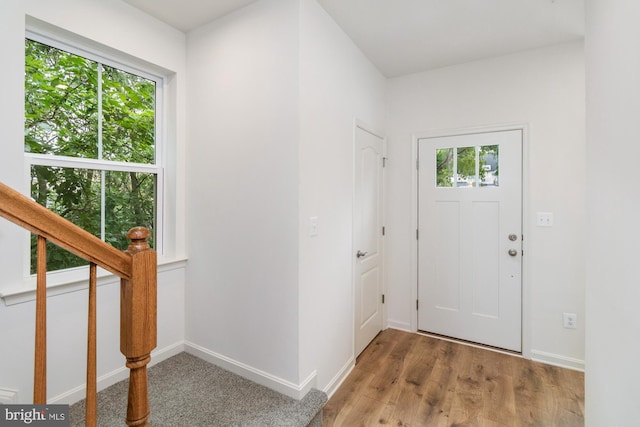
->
[323, 329, 584, 427]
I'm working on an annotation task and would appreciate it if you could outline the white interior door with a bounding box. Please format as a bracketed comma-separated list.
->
[418, 130, 522, 352]
[354, 125, 384, 357]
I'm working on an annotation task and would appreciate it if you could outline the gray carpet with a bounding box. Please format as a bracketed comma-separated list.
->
[69, 352, 326, 427]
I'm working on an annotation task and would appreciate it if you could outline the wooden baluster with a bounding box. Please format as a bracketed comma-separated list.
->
[120, 227, 157, 427]
[86, 263, 98, 427]
[34, 235, 47, 404]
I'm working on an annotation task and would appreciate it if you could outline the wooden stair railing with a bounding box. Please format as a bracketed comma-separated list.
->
[0, 182, 157, 427]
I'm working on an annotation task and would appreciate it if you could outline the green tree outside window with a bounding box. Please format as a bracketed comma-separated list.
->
[25, 39, 157, 273]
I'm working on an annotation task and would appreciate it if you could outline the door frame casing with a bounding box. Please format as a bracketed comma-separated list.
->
[352, 118, 387, 357]
[410, 123, 531, 359]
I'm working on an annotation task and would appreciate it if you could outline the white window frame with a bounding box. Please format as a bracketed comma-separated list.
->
[23, 30, 165, 284]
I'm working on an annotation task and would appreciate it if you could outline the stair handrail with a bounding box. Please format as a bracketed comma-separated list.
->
[0, 181, 157, 427]
[0, 182, 131, 279]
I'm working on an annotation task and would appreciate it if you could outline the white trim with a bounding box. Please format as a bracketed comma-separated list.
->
[25, 154, 161, 174]
[520, 125, 532, 360]
[323, 356, 355, 400]
[25, 20, 168, 83]
[1, 258, 187, 306]
[0, 388, 19, 405]
[416, 330, 523, 358]
[410, 137, 419, 332]
[184, 341, 317, 401]
[530, 350, 585, 372]
[386, 319, 412, 332]
[49, 368, 129, 406]
[48, 341, 185, 405]
[355, 119, 385, 141]
[410, 122, 530, 357]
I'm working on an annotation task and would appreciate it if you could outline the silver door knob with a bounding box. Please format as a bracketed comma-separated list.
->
[508, 249, 518, 257]
[357, 250, 368, 258]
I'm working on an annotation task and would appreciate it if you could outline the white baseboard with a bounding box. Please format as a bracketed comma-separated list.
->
[49, 341, 186, 405]
[323, 356, 355, 400]
[184, 341, 316, 400]
[0, 388, 18, 404]
[530, 349, 585, 372]
[386, 320, 412, 332]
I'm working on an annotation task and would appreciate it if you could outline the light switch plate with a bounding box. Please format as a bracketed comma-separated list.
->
[309, 216, 319, 237]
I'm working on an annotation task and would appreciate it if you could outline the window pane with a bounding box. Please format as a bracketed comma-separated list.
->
[436, 148, 454, 187]
[456, 146, 476, 187]
[25, 38, 159, 274]
[480, 145, 499, 187]
[30, 165, 101, 273]
[25, 39, 99, 159]
[102, 65, 156, 164]
[105, 171, 156, 250]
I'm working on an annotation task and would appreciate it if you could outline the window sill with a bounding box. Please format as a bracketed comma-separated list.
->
[0, 257, 188, 306]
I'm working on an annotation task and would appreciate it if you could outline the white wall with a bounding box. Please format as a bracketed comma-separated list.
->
[0, 0, 594, 411]
[298, 0, 386, 394]
[0, 0, 187, 404]
[185, 0, 302, 389]
[585, 0, 640, 424]
[386, 41, 586, 368]
[184, 0, 387, 397]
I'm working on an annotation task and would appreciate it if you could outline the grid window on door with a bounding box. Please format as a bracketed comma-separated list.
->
[436, 145, 499, 188]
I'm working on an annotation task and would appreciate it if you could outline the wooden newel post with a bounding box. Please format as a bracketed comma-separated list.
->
[120, 227, 157, 427]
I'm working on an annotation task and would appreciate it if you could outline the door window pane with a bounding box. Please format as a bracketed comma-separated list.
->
[480, 145, 499, 187]
[435, 144, 500, 188]
[456, 146, 476, 187]
[436, 148, 454, 187]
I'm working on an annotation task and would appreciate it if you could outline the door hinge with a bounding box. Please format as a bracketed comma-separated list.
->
[382, 226, 386, 236]
[416, 159, 420, 170]
[416, 299, 419, 310]
[382, 294, 385, 304]
[416, 229, 419, 240]
[382, 157, 388, 168]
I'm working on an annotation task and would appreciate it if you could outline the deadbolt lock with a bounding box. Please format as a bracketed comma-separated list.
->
[508, 234, 518, 241]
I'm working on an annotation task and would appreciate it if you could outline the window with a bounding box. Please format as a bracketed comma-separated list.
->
[24, 36, 162, 274]
[436, 145, 499, 188]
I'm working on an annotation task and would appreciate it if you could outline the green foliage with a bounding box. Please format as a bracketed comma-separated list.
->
[480, 145, 499, 182]
[436, 145, 499, 187]
[25, 39, 156, 273]
[436, 148, 453, 187]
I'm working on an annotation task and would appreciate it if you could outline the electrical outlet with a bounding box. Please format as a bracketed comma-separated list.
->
[536, 212, 553, 227]
[563, 312, 577, 329]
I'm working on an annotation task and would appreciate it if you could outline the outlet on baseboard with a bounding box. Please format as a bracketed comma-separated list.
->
[563, 312, 577, 329]
[0, 388, 18, 404]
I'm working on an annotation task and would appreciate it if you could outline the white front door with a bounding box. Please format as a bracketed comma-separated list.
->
[354, 125, 384, 357]
[417, 129, 522, 352]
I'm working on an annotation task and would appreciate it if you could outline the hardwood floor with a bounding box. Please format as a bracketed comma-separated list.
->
[323, 329, 584, 427]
